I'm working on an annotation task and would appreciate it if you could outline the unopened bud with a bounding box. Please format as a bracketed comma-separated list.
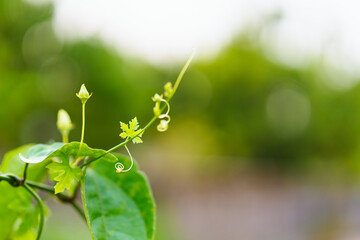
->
[153, 102, 161, 117]
[57, 109, 74, 143]
[76, 84, 92, 104]
[152, 93, 163, 102]
[164, 82, 173, 98]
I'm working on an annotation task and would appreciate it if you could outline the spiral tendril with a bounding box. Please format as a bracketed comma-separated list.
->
[115, 144, 134, 173]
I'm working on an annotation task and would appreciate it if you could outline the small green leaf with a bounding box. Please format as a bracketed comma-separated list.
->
[82, 154, 155, 240]
[45, 142, 118, 193]
[129, 117, 139, 130]
[119, 117, 144, 144]
[47, 161, 82, 194]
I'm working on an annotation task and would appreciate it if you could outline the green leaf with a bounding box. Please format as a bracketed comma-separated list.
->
[45, 142, 118, 193]
[0, 183, 38, 240]
[119, 117, 143, 144]
[82, 154, 155, 240]
[47, 161, 82, 194]
[0, 144, 49, 182]
[0, 145, 46, 239]
[18, 142, 64, 164]
[48, 142, 118, 164]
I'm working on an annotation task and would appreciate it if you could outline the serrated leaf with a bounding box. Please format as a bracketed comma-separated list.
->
[44, 142, 118, 193]
[120, 122, 129, 132]
[133, 137, 143, 144]
[82, 154, 155, 240]
[129, 117, 139, 131]
[119, 117, 144, 144]
[47, 161, 82, 194]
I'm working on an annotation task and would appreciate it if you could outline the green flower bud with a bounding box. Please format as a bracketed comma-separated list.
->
[164, 82, 173, 98]
[76, 84, 92, 104]
[152, 93, 163, 102]
[153, 102, 161, 117]
[57, 109, 74, 143]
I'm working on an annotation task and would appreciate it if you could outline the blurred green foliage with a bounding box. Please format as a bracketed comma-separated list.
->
[1, 0, 360, 176]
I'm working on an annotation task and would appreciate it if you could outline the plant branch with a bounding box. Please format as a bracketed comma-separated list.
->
[22, 163, 29, 183]
[0, 173, 86, 220]
[80, 52, 194, 168]
[70, 201, 86, 220]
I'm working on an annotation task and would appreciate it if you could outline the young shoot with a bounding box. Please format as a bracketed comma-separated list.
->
[79, 52, 194, 169]
[76, 84, 92, 154]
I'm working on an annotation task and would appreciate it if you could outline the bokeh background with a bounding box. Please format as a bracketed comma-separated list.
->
[2, 0, 360, 239]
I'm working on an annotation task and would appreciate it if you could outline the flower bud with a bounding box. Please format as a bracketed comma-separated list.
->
[153, 102, 161, 117]
[164, 82, 173, 98]
[57, 109, 74, 142]
[152, 93, 163, 102]
[76, 84, 92, 104]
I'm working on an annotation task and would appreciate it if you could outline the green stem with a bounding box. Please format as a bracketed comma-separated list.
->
[0, 174, 86, 221]
[26, 181, 86, 220]
[80, 53, 194, 168]
[22, 183, 44, 240]
[70, 201, 86, 220]
[172, 51, 194, 97]
[78, 102, 86, 155]
[22, 163, 29, 182]
[80, 116, 157, 168]
[62, 134, 69, 144]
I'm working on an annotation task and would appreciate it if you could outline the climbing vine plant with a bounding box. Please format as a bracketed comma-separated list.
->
[0, 54, 194, 240]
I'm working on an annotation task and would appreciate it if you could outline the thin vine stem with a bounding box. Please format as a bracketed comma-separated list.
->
[27, 180, 86, 220]
[80, 52, 194, 168]
[70, 201, 86, 220]
[78, 102, 86, 155]
[63, 133, 68, 144]
[22, 183, 44, 240]
[22, 163, 29, 182]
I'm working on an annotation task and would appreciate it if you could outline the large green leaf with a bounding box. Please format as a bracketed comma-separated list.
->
[0, 145, 44, 240]
[82, 154, 156, 240]
[15, 142, 117, 193]
[0, 142, 121, 239]
[18, 142, 118, 169]
[1, 144, 49, 182]
[19, 142, 64, 164]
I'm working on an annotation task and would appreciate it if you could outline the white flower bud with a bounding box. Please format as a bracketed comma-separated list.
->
[57, 109, 74, 143]
[76, 84, 92, 104]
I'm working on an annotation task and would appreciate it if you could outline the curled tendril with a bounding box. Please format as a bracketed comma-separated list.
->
[158, 99, 170, 119]
[115, 162, 124, 173]
[157, 115, 171, 132]
[153, 94, 171, 132]
[114, 145, 134, 173]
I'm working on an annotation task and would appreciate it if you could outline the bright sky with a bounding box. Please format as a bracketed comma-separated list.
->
[44, 0, 360, 76]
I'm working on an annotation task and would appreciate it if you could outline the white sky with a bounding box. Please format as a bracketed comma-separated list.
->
[41, 0, 360, 76]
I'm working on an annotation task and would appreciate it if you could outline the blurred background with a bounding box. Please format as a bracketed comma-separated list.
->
[2, 0, 360, 239]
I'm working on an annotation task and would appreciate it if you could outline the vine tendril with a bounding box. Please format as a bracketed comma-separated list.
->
[115, 144, 134, 173]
